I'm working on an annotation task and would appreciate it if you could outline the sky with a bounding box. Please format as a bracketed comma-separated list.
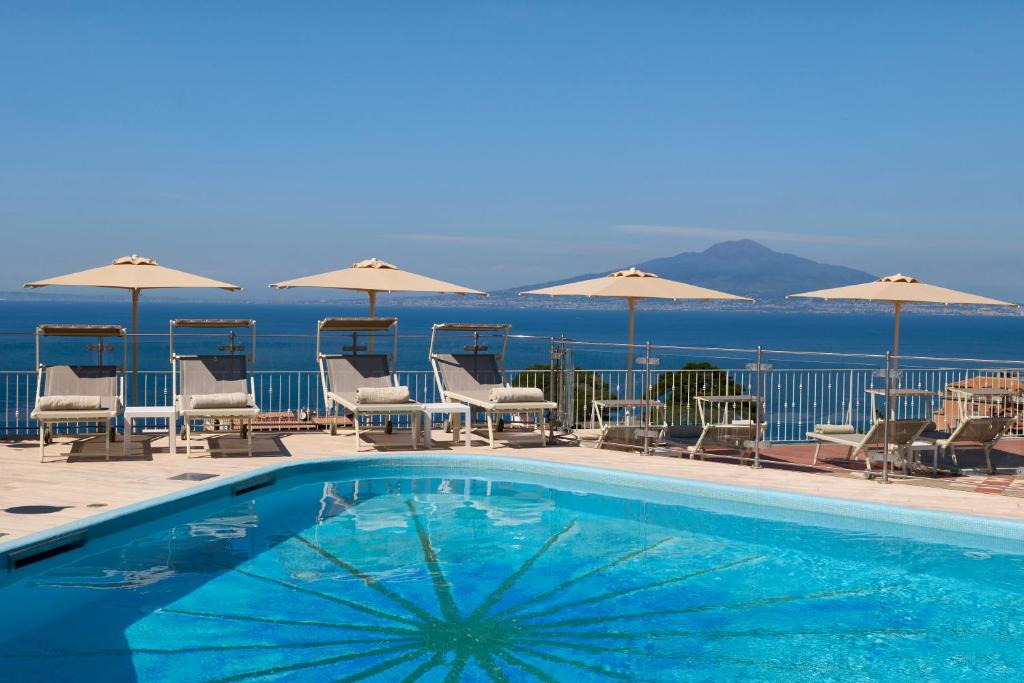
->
[1, 1, 1022, 300]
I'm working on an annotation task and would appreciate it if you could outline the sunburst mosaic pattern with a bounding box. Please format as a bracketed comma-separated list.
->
[2, 476, 1024, 681]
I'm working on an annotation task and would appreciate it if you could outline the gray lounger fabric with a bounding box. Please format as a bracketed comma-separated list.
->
[179, 356, 251, 411]
[40, 365, 120, 411]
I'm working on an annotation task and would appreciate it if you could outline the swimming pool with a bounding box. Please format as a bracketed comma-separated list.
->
[2, 456, 1024, 681]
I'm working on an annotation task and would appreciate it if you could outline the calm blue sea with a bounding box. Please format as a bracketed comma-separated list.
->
[2, 300, 1023, 371]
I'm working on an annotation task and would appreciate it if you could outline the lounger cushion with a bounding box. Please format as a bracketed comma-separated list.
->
[488, 387, 545, 403]
[814, 423, 856, 435]
[37, 395, 104, 411]
[356, 386, 410, 404]
[190, 392, 251, 409]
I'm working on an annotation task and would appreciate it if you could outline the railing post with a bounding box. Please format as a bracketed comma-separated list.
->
[643, 340, 652, 456]
[548, 336, 558, 436]
[882, 351, 892, 484]
[753, 345, 763, 469]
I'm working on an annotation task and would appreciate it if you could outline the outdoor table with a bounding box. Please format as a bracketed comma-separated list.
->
[865, 387, 935, 421]
[591, 399, 665, 429]
[123, 405, 177, 456]
[420, 402, 472, 448]
[867, 440, 940, 475]
[694, 395, 757, 427]
[948, 386, 1017, 424]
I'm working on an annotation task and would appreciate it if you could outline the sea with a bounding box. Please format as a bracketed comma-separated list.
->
[2, 300, 1023, 372]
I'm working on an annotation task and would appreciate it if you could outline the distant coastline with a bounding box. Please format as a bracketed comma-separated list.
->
[1, 291, 1020, 317]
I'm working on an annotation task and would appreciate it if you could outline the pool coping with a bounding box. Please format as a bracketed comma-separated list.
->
[5, 453, 1024, 575]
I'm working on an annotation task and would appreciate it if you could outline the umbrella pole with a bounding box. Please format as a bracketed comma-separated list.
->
[892, 301, 902, 369]
[626, 298, 636, 410]
[131, 288, 140, 405]
[368, 290, 376, 352]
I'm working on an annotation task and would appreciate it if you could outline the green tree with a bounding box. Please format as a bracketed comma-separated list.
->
[511, 364, 617, 426]
[652, 362, 749, 424]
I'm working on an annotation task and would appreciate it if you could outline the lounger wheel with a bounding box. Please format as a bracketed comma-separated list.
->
[385, 420, 393, 435]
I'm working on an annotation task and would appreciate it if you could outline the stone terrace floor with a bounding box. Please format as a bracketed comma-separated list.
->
[2, 427, 1024, 544]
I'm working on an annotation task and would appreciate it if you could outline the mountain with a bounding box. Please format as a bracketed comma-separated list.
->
[509, 239, 876, 302]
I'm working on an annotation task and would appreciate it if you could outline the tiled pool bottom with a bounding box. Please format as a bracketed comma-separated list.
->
[2, 457, 1024, 681]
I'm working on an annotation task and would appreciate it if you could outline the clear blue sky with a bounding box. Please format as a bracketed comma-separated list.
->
[2, 1, 1022, 299]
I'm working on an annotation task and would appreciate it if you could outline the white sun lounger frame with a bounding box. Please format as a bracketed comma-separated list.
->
[31, 324, 126, 462]
[429, 323, 555, 448]
[317, 317, 422, 452]
[171, 319, 259, 457]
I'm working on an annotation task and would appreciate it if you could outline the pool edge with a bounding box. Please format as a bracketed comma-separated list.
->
[4, 452, 1024, 570]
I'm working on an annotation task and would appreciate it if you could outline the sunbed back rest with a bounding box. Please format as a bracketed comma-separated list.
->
[434, 353, 504, 392]
[951, 416, 1014, 444]
[862, 419, 929, 447]
[43, 365, 119, 410]
[179, 355, 249, 408]
[325, 355, 393, 393]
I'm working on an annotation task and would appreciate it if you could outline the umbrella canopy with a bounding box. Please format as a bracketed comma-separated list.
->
[789, 274, 1018, 358]
[521, 268, 753, 397]
[25, 255, 241, 401]
[270, 258, 485, 315]
[25, 254, 242, 292]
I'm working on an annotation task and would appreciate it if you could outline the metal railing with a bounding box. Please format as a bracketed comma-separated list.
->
[5, 364, 1023, 441]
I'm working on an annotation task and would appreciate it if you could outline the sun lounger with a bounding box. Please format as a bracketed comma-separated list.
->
[171, 319, 260, 458]
[807, 419, 930, 475]
[318, 317, 422, 452]
[320, 355, 423, 451]
[592, 399, 667, 451]
[31, 324, 126, 462]
[430, 323, 556, 448]
[175, 355, 259, 457]
[687, 420, 766, 461]
[932, 416, 1014, 475]
[32, 365, 123, 462]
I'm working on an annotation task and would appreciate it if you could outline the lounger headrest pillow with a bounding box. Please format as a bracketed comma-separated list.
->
[355, 387, 410, 404]
[190, 392, 250, 409]
[814, 423, 856, 435]
[37, 395, 104, 411]
[488, 387, 545, 403]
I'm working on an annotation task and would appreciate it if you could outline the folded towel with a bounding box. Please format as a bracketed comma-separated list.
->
[488, 387, 545, 403]
[356, 386, 410, 404]
[190, 392, 250, 409]
[814, 423, 856, 435]
[38, 395, 103, 411]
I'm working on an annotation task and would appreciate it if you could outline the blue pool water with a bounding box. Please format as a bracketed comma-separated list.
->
[2, 459, 1024, 681]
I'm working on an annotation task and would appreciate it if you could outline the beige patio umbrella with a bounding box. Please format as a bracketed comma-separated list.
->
[521, 267, 753, 397]
[789, 274, 1018, 360]
[270, 258, 486, 350]
[25, 255, 241, 401]
[270, 258, 485, 313]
